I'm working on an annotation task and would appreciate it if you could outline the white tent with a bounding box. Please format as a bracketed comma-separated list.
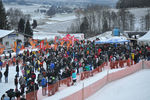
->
[95, 36, 129, 44]
[138, 30, 150, 42]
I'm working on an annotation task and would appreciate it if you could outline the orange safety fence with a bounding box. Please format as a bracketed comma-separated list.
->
[108, 62, 142, 82]
[62, 61, 146, 100]
[144, 61, 150, 69]
[48, 82, 59, 96]
[59, 77, 72, 87]
[110, 59, 135, 69]
[25, 60, 146, 100]
[26, 90, 38, 100]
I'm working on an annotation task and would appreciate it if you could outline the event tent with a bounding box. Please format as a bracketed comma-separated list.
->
[95, 36, 129, 44]
[138, 30, 150, 42]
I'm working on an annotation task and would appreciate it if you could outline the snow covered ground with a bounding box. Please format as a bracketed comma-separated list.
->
[4, 3, 77, 33]
[43, 67, 126, 100]
[0, 65, 23, 98]
[87, 69, 150, 100]
[0, 60, 124, 99]
[87, 31, 128, 42]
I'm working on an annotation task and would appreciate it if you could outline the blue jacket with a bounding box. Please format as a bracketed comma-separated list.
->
[41, 78, 47, 86]
[0, 61, 3, 66]
[50, 63, 55, 69]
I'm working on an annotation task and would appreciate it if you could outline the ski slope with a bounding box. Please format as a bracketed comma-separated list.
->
[86, 69, 150, 100]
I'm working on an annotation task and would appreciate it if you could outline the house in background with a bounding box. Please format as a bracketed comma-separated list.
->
[0, 29, 24, 50]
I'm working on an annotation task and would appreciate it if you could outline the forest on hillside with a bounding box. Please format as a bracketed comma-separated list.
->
[116, 0, 150, 8]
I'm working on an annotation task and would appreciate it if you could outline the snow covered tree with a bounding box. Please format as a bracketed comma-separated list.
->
[102, 18, 109, 33]
[116, 0, 150, 8]
[47, 5, 56, 17]
[7, 8, 31, 29]
[32, 20, 37, 29]
[80, 17, 89, 34]
[18, 18, 25, 33]
[0, 0, 10, 30]
[25, 20, 33, 36]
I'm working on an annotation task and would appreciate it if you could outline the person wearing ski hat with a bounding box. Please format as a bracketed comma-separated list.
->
[72, 69, 77, 85]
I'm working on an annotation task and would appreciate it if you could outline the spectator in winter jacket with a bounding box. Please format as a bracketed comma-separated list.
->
[9, 52, 12, 59]
[14, 75, 18, 89]
[0, 60, 3, 70]
[15, 89, 21, 100]
[41, 77, 47, 96]
[6, 63, 9, 72]
[19, 76, 26, 94]
[4, 70, 8, 83]
[6, 89, 15, 100]
[31, 71, 36, 82]
[72, 69, 77, 85]
[0, 70, 2, 83]
[34, 82, 39, 100]
[16, 65, 19, 77]
[37, 73, 43, 85]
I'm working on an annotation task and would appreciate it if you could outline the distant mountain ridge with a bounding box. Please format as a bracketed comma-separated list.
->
[3, 0, 118, 7]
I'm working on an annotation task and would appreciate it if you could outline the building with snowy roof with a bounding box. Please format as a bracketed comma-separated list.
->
[0, 29, 25, 50]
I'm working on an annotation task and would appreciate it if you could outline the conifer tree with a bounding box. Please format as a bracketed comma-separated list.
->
[0, 0, 9, 30]
[32, 20, 37, 29]
[80, 17, 89, 33]
[25, 20, 33, 36]
[18, 18, 25, 33]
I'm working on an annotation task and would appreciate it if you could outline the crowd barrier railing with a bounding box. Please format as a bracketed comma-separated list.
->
[24, 60, 150, 100]
[62, 60, 150, 100]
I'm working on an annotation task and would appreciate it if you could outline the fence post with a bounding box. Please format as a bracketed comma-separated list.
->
[82, 83, 84, 100]
[106, 70, 109, 83]
[142, 60, 144, 69]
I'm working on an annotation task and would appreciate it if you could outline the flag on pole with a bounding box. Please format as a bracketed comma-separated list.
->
[16, 43, 21, 56]
[72, 35, 75, 47]
[0, 44, 5, 55]
[54, 36, 57, 43]
[40, 40, 44, 49]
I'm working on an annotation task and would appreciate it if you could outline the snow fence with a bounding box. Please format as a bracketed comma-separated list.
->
[62, 60, 150, 100]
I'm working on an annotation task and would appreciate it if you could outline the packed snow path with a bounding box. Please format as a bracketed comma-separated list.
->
[87, 69, 150, 100]
[0, 66, 22, 97]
